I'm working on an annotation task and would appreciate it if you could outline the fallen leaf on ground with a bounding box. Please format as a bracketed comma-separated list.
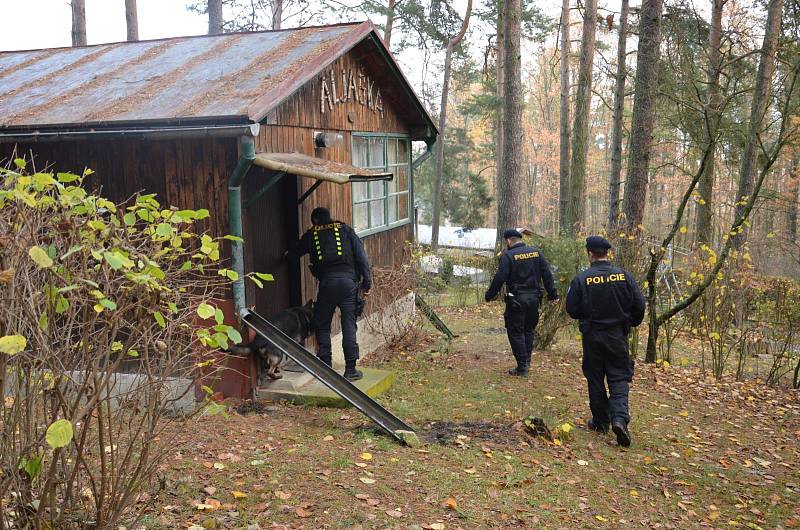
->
[444, 496, 458, 510]
[359, 478, 376, 484]
[275, 490, 292, 500]
[360, 452, 373, 460]
[231, 491, 248, 499]
[386, 509, 403, 518]
[295, 506, 312, 518]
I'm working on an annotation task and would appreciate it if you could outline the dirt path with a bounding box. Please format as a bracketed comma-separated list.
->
[145, 305, 800, 529]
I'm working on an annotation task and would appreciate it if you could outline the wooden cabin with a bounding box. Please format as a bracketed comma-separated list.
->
[0, 21, 437, 398]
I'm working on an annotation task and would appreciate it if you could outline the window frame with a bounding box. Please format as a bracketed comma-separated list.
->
[351, 132, 412, 237]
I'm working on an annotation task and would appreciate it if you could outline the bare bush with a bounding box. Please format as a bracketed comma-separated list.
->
[0, 161, 239, 528]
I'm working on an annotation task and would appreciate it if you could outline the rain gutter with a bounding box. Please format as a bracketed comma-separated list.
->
[0, 123, 260, 143]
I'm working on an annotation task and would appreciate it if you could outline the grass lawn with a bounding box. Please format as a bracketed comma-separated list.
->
[143, 304, 800, 529]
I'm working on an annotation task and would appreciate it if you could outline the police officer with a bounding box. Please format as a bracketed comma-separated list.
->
[485, 229, 559, 376]
[566, 236, 645, 447]
[289, 207, 371, 381]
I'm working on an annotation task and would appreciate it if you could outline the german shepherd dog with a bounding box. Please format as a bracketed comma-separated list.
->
[229, 300, 315, 381]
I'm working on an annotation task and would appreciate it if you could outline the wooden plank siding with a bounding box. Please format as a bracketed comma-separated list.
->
[2, 138, 237, 244]
[255, 45, 416, 329]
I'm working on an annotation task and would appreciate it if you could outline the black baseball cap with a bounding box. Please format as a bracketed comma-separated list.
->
[503, 228, 523, 239]
[586, 235, 612, 250]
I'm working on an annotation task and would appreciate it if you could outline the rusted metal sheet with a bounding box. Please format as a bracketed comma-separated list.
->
[0, 23, 365, 130]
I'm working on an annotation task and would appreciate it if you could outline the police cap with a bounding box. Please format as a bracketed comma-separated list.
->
[586, 235, 612, 251]
[503, 228, 523, 239]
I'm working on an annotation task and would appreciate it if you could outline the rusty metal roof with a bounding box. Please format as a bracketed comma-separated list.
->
[0, 21, 436, 137]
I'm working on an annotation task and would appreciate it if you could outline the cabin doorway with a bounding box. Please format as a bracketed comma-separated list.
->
[242, 168, 302, 317]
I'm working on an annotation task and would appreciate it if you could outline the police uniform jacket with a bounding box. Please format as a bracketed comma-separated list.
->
[485, 242, 558, 301]
[290, 221, 372, 291]
[566, 261, 645, 333]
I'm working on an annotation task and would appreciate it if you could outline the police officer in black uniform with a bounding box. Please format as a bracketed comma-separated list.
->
[289, 207, 371, 381]
[566, 236, 645, 447]
[485, 229, 560, 376]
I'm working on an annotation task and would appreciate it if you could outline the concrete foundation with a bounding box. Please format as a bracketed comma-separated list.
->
[255, 293, 413, 405]
[257, 367, 395, 407]
[328, 292, 415, 368]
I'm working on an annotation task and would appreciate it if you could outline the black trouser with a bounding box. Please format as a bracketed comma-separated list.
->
[503, 292, 540, 367]
[314, 275, 359, 364]
[581, 326, 634, 426]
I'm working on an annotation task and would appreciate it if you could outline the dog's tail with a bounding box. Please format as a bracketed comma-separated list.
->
[226, 344, 254, 356]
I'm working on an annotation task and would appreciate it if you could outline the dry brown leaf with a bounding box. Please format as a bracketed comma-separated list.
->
[444, 496, 458, 510]
[275, 490, 292, 500]
[295, 506, 313, 518]
[0, 269, 14, 283]
[386, 509, 403, 518]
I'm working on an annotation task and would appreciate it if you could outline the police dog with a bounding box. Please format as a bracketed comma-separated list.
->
[230, 300, 315, 381]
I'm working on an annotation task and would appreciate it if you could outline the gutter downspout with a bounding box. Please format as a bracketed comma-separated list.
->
[229, 135, 257, 317]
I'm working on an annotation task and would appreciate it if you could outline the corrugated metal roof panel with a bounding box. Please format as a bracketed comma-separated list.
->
[0, 24, 358, 129]
[0, 21, 437, 139]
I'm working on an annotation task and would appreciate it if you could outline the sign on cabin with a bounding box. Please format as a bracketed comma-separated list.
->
[319, 66, 385, 118]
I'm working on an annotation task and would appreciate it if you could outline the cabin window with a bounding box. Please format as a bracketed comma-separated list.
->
[351, 134, 411, 235]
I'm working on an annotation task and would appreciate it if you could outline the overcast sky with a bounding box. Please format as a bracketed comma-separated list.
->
[0, 0, 208, 51]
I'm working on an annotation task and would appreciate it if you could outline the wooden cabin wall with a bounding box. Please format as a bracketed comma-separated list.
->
[259, 47, 416, 323]
[2, 138, 238, 244]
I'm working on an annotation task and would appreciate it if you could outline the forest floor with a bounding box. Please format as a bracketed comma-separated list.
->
[143, 304, 800, 529]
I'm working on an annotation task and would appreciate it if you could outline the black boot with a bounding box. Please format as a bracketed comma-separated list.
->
[343, 360, 363, 381]
[507, 364, 529, 376]
[612, 420, 631, 447]
[318, 356, 333, 368]
[587, 419, 609, 433]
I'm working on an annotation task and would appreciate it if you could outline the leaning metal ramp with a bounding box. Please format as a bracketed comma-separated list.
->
[239, 308, 415, 444]
[414, 294, 456, 339]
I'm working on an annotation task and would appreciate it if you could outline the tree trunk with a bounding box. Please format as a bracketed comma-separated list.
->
[607, 0, 628, 229]
[694, 0, 725, 245]
[272, 0, 283, 29]
[621, 0, 664, 234]
[788, 155, 799, 242]
[567, 0, 598, 234]
[125, 0, 139, 41]
[496, 0, 524, 239]
[558, 0, 571, 233]
[208, 0, 224, 35]
[71, 0, 87, 46]
[384, 0, 396, 47]
[495, 0, 506, 240]
[430, 0, 473, 251]
[732, 0, 784, 248]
